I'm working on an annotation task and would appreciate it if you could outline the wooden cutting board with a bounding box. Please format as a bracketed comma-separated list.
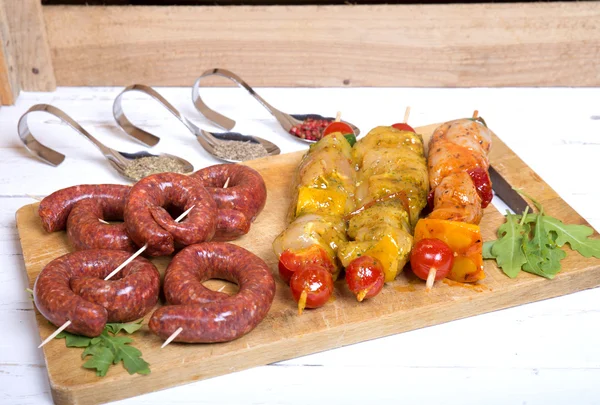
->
[16, 124, 600, 405]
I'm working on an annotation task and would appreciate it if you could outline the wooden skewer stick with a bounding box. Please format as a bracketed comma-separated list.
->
[161, 179, 231, 348]
[472, 110, 479, 119]
[161, 327, 183, 349]
[403, 106, 411, 124]
[26, 194, 43, 202]
[38, 204, 196, 349]
[335, 111, 341, 122]
[37, 319, 72, 348]
[98, 218, 109, 225]
[425, 268, 437, 292]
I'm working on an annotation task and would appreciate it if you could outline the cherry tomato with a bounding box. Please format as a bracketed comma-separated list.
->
[410, 238, 454, 284]
[322, 121, 354, 137]
[345, 256, 385, 302]
[290, 265, 334, 315]
[391, 123, 416, 132]
[467, 167, 493, 208]
[278, 246, 334, 285]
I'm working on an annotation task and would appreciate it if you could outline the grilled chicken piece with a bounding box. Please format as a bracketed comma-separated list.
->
[339, 126, 428, 282]
[274, 133, 356, 279]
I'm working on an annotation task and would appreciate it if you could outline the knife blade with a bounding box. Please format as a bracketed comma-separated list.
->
[488, 165, 533, 215]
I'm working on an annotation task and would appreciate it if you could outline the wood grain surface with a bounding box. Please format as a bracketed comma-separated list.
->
[0, 1, 19, 105]
[15, 120, 600, 404]
[42, 2, 600, 88]
[0, 0, 56, 99]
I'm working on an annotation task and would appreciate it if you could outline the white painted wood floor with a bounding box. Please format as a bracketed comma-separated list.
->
[1, 87, 599, 405]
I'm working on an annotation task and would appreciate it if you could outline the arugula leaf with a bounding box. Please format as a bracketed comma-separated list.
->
[83, 346, 115, 377]
[55, 322, 150, 377]
[115, 345, 151, 375]
[491, 211, 528, 278]
[484, 189, 600, 280]
[542, 216, 600, 258]
[56, 331, 93, 348]
[482, 240, 495, 259]
[105, 320, 143, 335]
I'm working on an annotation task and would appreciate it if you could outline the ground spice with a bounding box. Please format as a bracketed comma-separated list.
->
[124, 156, 188, 181]
[289, 118, 333, 141]
[212, 140, 268, 161]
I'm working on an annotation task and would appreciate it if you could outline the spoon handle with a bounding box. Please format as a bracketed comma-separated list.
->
[192, 68, 297, 132]
[17, 104, 129, 169]
[113, 84, 205, 147]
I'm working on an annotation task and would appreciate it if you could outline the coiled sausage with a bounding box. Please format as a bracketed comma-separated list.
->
[38, 184, 130, 233]
[149, 242, 276, 343]
[190, 164, 267, 241]
[124, 173, 217, 256]
[67, 198, 136, 252]
[33, 250, 160, 337]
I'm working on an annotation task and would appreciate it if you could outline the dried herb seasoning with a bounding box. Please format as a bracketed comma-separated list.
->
[124, 156, 187, 181]
[212, 140, 268, 161]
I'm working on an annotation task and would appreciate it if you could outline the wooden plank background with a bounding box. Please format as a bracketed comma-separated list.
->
[42, 2, 600, 88]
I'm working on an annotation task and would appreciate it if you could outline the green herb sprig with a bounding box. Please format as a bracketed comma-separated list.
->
[56, 320, 150, 377]
[483, 189, 600, 279]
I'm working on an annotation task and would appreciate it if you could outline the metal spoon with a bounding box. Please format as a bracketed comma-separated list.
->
[113, 84, 280, 163]
[192, 68, 360, 143]
[17, 104, 194, 182]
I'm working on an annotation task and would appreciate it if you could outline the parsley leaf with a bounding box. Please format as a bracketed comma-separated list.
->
[55, 321, 150, 377]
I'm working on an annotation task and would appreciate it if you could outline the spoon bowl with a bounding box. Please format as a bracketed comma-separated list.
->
[113, 84, 280, 162]
[192, 68, 361, 144]
[17, 104, 194, 182]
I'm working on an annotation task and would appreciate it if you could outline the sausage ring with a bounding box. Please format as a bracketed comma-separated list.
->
[33, 249, 161, 337]
[67, 198, 137, 252]
[149, 242, 276, 343]
[38, 184, 131, 233]
[190, 164, 267, 241]
[124, 172, 218, 256]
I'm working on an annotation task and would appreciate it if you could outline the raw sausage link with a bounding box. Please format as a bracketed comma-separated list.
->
[38, 184, 130, 233]
[190, 164, 267, 241]
[33, 249, 160, 337]
[67, 198, 137, 252]
[149, 242, 276, 343]
[124, 173, 217, 256]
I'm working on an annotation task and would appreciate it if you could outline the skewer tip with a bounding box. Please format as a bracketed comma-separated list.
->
[403, 106, 411, 124]
[161, 327, 183, 349]
[38, 320, 72, 349]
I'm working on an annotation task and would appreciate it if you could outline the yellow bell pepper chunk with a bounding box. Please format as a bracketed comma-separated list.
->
[296, 186, 347, 217]
[413, 218, 485, 283]
[364, 234, 401, 283]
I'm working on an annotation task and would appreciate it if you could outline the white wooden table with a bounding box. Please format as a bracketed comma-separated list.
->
[1, 87, 599, 405]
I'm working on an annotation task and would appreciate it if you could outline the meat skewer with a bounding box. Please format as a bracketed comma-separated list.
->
[272, 118, 357, 313]
[338, 120, 429, 287]
[413, 111, 493, 286]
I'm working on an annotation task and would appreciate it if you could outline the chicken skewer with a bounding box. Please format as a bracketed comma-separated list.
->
[338, 121, 429, 292]
[413, 111, 493, 286]
[273, 118, 357, 313]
